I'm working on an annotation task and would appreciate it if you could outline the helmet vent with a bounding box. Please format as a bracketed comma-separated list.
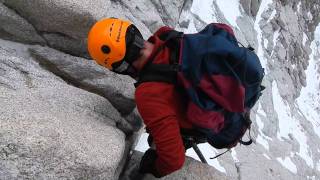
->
[101, 45, 111, 54]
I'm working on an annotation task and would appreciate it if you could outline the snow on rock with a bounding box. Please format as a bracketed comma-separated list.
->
[230, 149, 240, 163]
[263, 153, 271, 160]
[256, 135, 269, 150]
[256, 103, 272, 150]
[307, 11, 313, 21]
[186, 144, 227, 174]
[253, 0, 274, 70]
[256, 116, 270, 150]
[134, 133, 149, 153]
[121, 151, 229, 180]
[276, 156, 298, 174]
[190, 0, 216, 24]
[297, 2, 302, 13]
[273, 81, 314, 168]
[215, 0, 242, 29]
[135, 132, 228, 174]
[267, 9, 277, 23]
[297, 24, 320, 138]
[303, 32, 309, 45]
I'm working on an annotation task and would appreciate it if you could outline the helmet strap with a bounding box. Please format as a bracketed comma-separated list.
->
[113, 60, 130, 73]
[112, 25, 144, 78]
[124, 34, 144, 64]
[113, 60, 139, 78]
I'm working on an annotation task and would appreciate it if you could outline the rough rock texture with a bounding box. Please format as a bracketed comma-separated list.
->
[28, 46, 136, 117]
[235, 0, 320, 179]
[0, 0, 217, 179]
[0, 41, 127, 179]
[1, 0, 185, 57]
[120, 151, 229, 180]
[240, 0, 262, 17]
[1, 0, 320, 179]
[0, 3, 45, 44]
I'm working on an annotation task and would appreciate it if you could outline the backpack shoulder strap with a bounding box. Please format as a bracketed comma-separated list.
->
[135, 30, 183, 88]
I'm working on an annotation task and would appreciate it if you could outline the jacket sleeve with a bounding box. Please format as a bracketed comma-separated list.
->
[135, 82, 185, 176]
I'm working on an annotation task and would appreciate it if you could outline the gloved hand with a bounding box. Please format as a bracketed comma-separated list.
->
[138, 148, 163, 178]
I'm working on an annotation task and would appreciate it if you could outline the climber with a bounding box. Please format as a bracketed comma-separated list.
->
[87, 18, 192, 178]
[87, 17, 265, 178]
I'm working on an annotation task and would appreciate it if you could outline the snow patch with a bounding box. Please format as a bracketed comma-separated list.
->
[273, 81, 314, 168]
[186, 18, 198, 34]
[316, 25, 320, 40]
[135, 133, 149, 153]
[255, 103, 272, 149]
[215, 0, 241, 29]
[270, 30, 280, 57]
[297, 2, 302, 13]
[273, 30, 280, 47]
[267, 9, 277, 23]
[135, 133, 228, 173]
[297, 24, 320, 138]
[231, 149, 239, 163]
[272, 81, 294, 140]
[276, 157, 297, 174]
[263, 38, 269, 49]
[307, 11, 313, 20]
[186, 144, 226, 173]
[254, 0, 274, 71]
[257, 103, 267, 117]
[190, 0, 217, 24]
[256, 115, 271, 149]
[307, 176, 317, 180]
[303, 32, 308, 45]
[256, 135, 269, 150]
[263, 153, 271, 160]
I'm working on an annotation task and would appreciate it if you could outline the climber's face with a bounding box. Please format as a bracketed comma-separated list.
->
[132, 41, 154, 71]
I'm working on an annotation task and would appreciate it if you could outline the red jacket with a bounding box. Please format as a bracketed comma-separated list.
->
[135, 27, 192, 176]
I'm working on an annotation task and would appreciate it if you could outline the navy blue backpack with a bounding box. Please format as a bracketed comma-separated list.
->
[137, 23, 265, 150]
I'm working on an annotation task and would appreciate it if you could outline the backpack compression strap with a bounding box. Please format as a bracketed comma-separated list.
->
[239, 110, 253, 146]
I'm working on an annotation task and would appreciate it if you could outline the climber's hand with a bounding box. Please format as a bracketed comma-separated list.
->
[138, 149, 163, 178]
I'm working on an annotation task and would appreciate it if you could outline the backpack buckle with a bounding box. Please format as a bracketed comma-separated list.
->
[171, 63, 181, 71]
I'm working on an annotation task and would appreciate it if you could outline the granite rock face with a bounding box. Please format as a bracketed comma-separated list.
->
[28, 46, 136, 117]
[240, 0, 262, 17]
[120, 151, 230, 180]
[0, 3, 45, 44]
[0, 0, 218, 179]
[0, 41, 127, 179]
[1, 0, 320, 179]
[1, 0, 185, 57]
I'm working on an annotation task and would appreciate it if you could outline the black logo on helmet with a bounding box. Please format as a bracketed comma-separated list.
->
[116, 21, 123, 43]
[104, 57, 110, 65]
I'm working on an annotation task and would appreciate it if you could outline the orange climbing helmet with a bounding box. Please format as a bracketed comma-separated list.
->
[87, 18, 144, 73]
